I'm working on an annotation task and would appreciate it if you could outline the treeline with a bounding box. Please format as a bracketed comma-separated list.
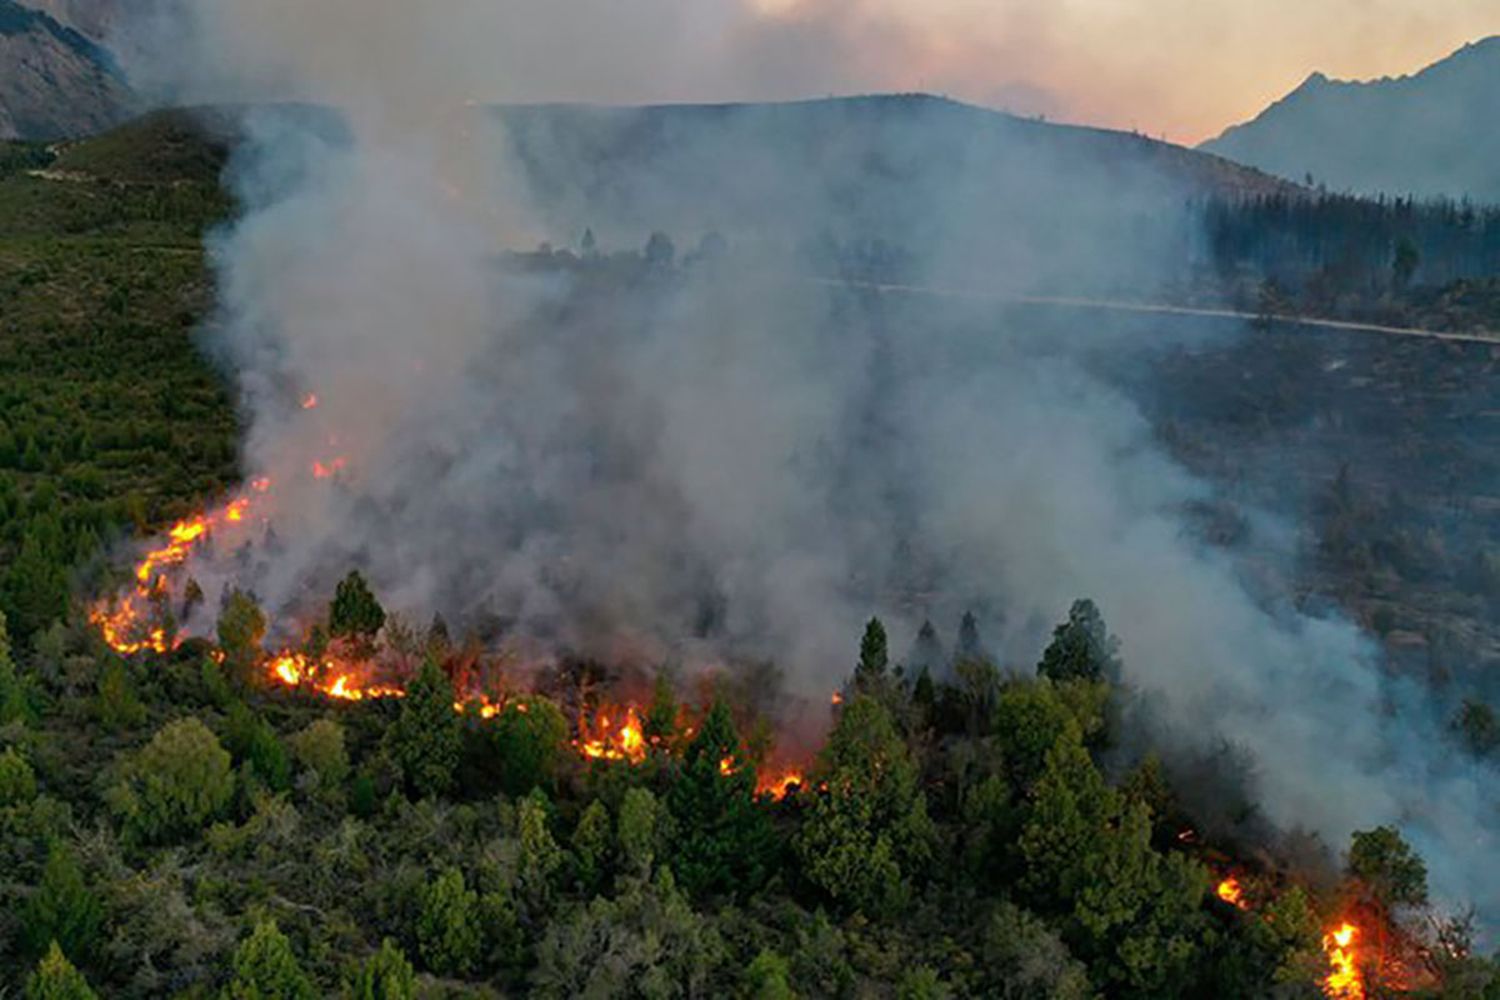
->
[1201, 193, 1500, 329]
[0, 580, 1490, 997]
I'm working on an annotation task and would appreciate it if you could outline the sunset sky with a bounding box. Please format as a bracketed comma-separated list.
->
[176, 0, 1500, 147]
[724, 0, 1500, 143]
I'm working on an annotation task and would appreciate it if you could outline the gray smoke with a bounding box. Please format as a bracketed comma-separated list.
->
[131, 2, 1497, 928]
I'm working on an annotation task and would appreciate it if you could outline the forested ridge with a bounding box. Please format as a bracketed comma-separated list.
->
[1, 110, 1497, 998]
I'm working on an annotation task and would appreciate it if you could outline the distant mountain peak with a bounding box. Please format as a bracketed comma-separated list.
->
[1201, 37, 1500, 202]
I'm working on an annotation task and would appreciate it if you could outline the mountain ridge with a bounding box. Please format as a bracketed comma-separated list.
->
[1201, 37, 1500, 201]
[0, 0, 131, 138]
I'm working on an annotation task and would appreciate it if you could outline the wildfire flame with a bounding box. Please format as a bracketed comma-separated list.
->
[301, 393, 319, 410]
[267, 652, 406, 702]
[575, 706, 646, 764]
[91, 487, 821, 809]
[1322, 922, 1365, 1000]
[91, 483, 1386, 1000]
[757, 768, 805, 800]
[1216, 876, 1248, 910]
[90, 491, 268, 655]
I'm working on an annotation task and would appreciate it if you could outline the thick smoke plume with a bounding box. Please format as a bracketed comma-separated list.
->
[130, 2, 1497, 926]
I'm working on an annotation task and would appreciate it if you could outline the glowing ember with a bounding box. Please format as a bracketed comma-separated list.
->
[831, 691, 843, 706]
[251, 477, 272, 493]
[312, 457, 348, 479]
[1216, 877, 1248, 910]
[575, 706, 647, 764]
[718, 756, 736, 776]
[301, 393, 319, 410]
[1322, 922, 1365, 1000]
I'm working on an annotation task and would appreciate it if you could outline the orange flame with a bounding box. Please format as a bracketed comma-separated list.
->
[718, 755, 736, 776]
[757, 768, 805, 800]
[312, 457, 348, 480]
[1216, 877, 1249, 910]
[301, 393, 319, 410]
[575, 705, 647, 764]
[265, 651, 406, 703]
[1322, 922, 1365, 1000]
[91, 488, 272, 656]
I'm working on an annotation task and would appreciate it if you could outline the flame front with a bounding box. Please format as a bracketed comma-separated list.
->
[1322, 922, 1365, 1000]
[90, 492, 266, 656]
[90, 485, 826, 805]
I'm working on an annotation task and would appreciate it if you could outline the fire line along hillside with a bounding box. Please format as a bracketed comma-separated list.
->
[1, 106, 1499, 998]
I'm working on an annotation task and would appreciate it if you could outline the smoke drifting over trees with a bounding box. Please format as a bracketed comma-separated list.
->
[120, 2, 1500, 929]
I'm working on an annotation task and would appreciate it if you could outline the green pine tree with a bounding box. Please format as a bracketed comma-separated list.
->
[329, 570, 386, 653]
[23, 842, 103, 962]
[1037, 599, 1121, 684]
[0, 745, 38, 806]
[416, 868, 483, 976]
[570, 798, 612, 893]
[796, 695, 933, 914]
[348, 939, 415, 1000]
[4, 530, 68, 644]
[25, 942, 98, 1000]
[854, 617, 889, 691]
[665, 699, 773, 899]
[383, 657, 460, 797]
[226, 920, 316, 1000]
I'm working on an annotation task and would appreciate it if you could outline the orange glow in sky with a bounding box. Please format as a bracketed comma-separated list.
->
[738, 0, 1500, 143]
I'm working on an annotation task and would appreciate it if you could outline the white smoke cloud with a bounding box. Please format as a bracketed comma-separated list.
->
[125, 0, 1499, 929]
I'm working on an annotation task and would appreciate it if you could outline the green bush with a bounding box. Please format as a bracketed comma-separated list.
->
[107, 716, 233, 843]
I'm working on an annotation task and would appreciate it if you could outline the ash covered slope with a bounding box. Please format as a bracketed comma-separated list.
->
[1202, 37, 1500, 203]
[498, 95, 1291, 295]
[0, 0, 130, 138]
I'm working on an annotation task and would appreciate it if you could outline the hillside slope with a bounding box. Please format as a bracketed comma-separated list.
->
[497, 94, 1293, 296]
[1201, 38, 1500, 202]
[19, 0, 111, 39]
[0, 0, 130, 138]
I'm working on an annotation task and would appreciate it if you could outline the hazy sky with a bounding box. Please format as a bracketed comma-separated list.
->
[725, 0, 1500, 143]
[152, 0, 1500, 146]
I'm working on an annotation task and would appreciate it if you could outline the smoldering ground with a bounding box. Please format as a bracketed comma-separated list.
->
[126, 1, 1499, 929]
